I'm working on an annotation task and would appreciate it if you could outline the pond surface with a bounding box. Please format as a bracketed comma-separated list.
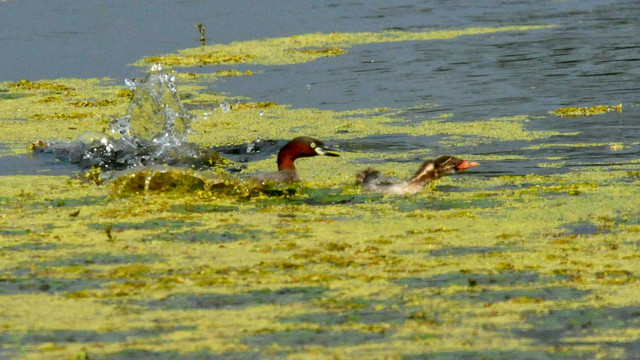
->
[1, 0, 639, 177]
[3, 2, 640, 360]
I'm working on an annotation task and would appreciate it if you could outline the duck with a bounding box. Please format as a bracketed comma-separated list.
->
[356, 155, 479, 195]
[250, 136, 339, 183]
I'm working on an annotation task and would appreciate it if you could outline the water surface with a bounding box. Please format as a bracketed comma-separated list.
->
[1, 0, 639, 175]
[2, 3, 640, 359]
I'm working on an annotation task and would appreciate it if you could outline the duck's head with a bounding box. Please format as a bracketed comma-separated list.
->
[435, 155, 479, 175]
[277, 136, 339, 171]
[410, 155, 479, 183]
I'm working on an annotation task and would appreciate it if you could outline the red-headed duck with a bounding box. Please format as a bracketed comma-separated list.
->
[252, 136, 339, 183]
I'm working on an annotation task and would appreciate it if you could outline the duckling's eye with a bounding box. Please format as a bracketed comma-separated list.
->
[310, 143, 316, 149]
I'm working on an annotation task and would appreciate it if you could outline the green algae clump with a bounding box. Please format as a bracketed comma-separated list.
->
[551, 103, 622, 117]
[214, 69, 253, 77]
[143, 53, 255, 66]
[69, 99, 119, 107]
[295, 46, 347, 56]
[8, 79, 74, 93]
[230, 101, 278, 110]
[108, 166, 301, 199]
[109, 167, 241, 197]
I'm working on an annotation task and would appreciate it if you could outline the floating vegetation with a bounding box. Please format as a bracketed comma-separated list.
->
[28, 112, 96, 121]
[294, 47, 347, 56]
[137, 25, 554, 67]
[551, 103, 622, 117]
[142, 53, 255, 66]
[7, 79, 74, 92]
[2, 164, 640, 359]
[69, 99, 119, 107]
[109, 166, 230, 196]
[37, 96, 62, 103]
[214, 69, 253, 77]
[109, 166, 300, 198]
[116, 89, 133, 98]
[610, 143, 625, 151]
[230, 101, 277, 110]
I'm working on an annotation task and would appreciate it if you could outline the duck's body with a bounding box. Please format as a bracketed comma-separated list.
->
[251, 169, 301, 183]
[357, 156, 478, 195]
[250, 136, 339, 183]
[355, 171, 426, 195]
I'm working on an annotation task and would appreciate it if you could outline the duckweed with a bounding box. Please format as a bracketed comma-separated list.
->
[108, 167, 302, 199]
[3, 165, 640, 359]
[214, 69, 253, 77]
[0, 78, 127, 151]
[551, 103, 623, 117]
[137, 25, 554, 67]
[68, 99, 119, 107]
[8, 79, 74, 92]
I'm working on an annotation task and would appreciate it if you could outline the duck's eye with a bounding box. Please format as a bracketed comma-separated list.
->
[310, 143, 316, 149]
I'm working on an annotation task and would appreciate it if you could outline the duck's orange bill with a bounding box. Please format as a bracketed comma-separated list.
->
[457, 161, 479, 170]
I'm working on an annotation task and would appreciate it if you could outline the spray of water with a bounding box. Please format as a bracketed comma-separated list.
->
[111, 64, 193, 150]
[33, 65, 224, 172]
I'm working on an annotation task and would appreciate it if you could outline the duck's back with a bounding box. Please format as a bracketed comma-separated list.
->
[250, 169, 300, 183]
[356, 168, 422, 195]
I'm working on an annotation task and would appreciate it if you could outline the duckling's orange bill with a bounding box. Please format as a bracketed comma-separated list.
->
[456, 161, 479, 171]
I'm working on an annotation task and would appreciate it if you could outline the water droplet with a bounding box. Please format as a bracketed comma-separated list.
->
[246, 137, 262, 153]
[124, 78, 137, 91]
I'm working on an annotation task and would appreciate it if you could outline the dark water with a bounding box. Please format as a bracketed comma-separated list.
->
[1, 0, 639, 176]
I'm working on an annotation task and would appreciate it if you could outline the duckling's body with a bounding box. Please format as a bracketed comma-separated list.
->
[357, 156, 478, 195]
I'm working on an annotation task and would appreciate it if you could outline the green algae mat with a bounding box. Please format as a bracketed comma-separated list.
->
[3, 26, 640, 360]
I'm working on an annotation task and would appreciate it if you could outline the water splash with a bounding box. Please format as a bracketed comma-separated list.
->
[33, 65, 225, 172]
[35, 131, 137, 170]
[219, 102, 230, 113]
[111, 64, 193, 149]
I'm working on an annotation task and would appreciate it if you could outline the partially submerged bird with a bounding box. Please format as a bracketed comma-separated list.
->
[356, 155, 479, 195]
[251, 136, 339, 183]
